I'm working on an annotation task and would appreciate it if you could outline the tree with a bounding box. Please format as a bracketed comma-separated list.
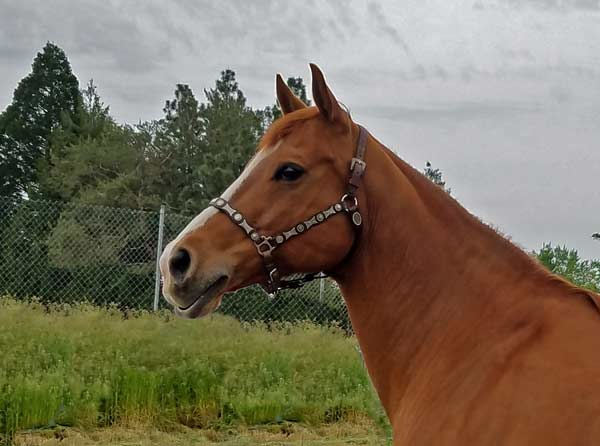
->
[155, 83, 206, 211]
[40, 80, 116, 199]
[43, 70, 265, 213]
[423, 161, 451, 194]
[42, 79, 137, 206]
[593, 233, 599, 241]
[262, 76, 311, 125]
[197, 69, 264, 203]
[51, 79, 112, 147]
[285, 77, 311, 106]
[535, 243, 600, 292]
[45, 121, 146, 207]
[0, 42, 81, 197]
[0, 135, 28, 199]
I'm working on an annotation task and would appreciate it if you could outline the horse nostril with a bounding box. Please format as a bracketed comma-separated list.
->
[169, 248, 191, 283]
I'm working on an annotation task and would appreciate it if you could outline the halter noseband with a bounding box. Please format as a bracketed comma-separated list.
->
[209, 125, 368, 296]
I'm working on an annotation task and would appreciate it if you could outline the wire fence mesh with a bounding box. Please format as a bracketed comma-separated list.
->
[0, 196, 351, 330]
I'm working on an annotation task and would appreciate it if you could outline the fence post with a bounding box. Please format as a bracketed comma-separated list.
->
[319, 275, 325, 302]
[153, 204, 166, 311]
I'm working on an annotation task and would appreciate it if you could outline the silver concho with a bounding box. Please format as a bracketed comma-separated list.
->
[334, 203, 342, 212]
[233, 213, 243, 222]
[316, 213, 324, 222]
[296, 224, 305, 233]
[275, 235, 284, 244]
[352, 212, 362, 226]
[250, 232, 260, 241]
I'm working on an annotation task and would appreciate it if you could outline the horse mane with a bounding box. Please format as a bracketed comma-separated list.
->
[259, 107, 320, 150]
[377, 143, 600, 312]
[260, 108, 600, 310]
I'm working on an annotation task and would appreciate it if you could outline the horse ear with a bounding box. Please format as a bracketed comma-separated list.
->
[276, 74, 307, 115]
[309, 63, 346, 128]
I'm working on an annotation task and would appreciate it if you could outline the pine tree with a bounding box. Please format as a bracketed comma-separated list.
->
[262, 76, 311, 125]
[0, 135, 27, 199]
[154, 83, 206, 211]
[198, 69, 263, 203]
[286, 77, 311, 106]
[0, 42, 81, 197]
[423, 161, 451, 195]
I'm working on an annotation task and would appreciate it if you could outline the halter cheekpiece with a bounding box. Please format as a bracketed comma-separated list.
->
[209, 125, 368, 297]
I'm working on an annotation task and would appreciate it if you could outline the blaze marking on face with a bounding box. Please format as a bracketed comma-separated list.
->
[172, 141, 281, 243]
[160, 143, 279, 274]
[159, 141, 282, 286]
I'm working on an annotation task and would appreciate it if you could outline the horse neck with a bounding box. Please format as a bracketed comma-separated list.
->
[334, 134, 541, 419]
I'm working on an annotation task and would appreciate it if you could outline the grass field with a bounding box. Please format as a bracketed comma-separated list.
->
[0, 298, 390, 445]
[13, 423, 388, 445]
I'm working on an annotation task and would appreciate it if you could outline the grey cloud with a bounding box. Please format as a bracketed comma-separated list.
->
[356, 101, 541, 122]
[168, 1, 332, 57]
[433, 66, 449, 81]
[327, 18, 348, 42]
[0, 1, 180, 75]
[366, 2, 415, 61]
[1, 0, 599, 260]
[497, 47, 535, 62]
[502, 64, 600, 81]
[325, 0, 359, 31]
[501, 0, 600, 10]
[413, 65, 427, 80]
[329, 66, 451, 86]
[547, 84, 572, 103]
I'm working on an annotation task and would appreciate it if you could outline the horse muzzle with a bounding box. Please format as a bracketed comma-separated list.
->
[160, 240, 231, 319]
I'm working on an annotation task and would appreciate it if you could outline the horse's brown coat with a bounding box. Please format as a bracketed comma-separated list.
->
[161, 64, 600, 445]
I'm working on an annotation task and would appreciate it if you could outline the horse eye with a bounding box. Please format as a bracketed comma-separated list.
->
[274, 163, 305, 182]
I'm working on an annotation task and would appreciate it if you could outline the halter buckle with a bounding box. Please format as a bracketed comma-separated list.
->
[350, 157, 366, 175]
[255, 237, 277, 256]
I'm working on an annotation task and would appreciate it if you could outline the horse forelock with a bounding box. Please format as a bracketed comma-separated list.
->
[259, 107, 320, 151]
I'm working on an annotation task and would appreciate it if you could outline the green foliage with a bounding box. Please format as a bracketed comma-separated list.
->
[196, 69, 264, 204]
[44, 122, 144, 207]
[535, 243, 600, 292]
[285, 77, 311, 106]
[0, 198, 64, 303]
[41, 78, 171, 210]
[219, 280, 351, 333]
[0, 299, 386, 442]
[44, 70, 265, 214]
[0, 135, 28, 199]
[155, 83, 205, 211]
[0, 197, 156, 308]
[2, 44, 309, 214]
[49, 80, 113, 151]
[262, 76, 311, 125]
[0, 196, 348, 324]
[0, 42, 81, 198]
[423, 161, 451, 194]
[593, 233, 599, 241]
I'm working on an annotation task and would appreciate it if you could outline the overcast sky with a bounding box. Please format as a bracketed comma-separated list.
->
[1, 0, 599, 259]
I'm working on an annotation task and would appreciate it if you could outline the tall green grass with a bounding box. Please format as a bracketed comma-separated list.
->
[0, 298, 387, 444]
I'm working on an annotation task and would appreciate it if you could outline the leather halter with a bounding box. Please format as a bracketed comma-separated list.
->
[209, 125, 368, 296]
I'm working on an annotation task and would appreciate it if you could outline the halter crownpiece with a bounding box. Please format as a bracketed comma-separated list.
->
[209, 125, 368, 296]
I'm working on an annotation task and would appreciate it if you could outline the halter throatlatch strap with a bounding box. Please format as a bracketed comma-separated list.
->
[209, 125, 369, 296]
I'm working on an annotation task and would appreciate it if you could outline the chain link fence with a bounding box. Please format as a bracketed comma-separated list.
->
[0, 196, 351, 330]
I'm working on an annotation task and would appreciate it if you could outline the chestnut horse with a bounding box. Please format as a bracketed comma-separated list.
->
[160, 64, 600, 445]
